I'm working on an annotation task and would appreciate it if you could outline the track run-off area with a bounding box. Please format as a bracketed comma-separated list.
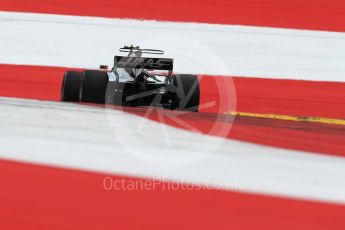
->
[1, 1, 345, 229]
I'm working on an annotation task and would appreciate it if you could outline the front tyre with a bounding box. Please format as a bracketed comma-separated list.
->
[61, 71, 83, 102]
[173, 74, 200, 112]
[80, 70, 109, 104]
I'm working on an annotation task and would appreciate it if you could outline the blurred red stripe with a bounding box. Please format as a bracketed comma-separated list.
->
[1, 159, 345, 230]
[0, 64, 78, 101]
[199, 74, 345, 119]
[1, 0, 345, 31]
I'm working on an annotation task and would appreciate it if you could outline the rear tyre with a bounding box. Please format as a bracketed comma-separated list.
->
[80, 70, 109, 104]
[61, 71, 83, 102]
[173, 74, 200, 112]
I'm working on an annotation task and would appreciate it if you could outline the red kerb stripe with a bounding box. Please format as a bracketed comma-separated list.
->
[1, 0, 345, 31]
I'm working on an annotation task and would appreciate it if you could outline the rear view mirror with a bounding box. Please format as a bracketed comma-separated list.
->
[99, 65, 108, 70]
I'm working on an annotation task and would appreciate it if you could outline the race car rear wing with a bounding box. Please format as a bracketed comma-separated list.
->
[119, 47, 164, 55]
[114, 56, 174, 71]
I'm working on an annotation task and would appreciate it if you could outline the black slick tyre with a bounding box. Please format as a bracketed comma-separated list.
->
[80, 70, 109, 104]
[61, 71, 83, 102]
[173, 74, 200, 112]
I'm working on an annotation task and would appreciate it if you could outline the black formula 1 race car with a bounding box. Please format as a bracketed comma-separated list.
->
[61, 46, 200, 112]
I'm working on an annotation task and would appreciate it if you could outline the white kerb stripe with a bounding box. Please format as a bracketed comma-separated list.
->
[0, 11, 345, 82]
